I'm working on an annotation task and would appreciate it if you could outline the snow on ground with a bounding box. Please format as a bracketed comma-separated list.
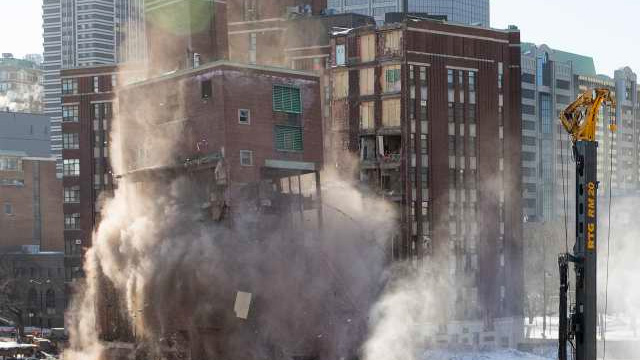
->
[423, 349, 553, 360]
[525, 315, 640, 341]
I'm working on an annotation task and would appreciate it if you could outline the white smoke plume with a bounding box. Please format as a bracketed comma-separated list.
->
[363, 264, 447, 360]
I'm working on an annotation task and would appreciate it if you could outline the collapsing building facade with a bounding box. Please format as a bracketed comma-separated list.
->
[328, 19, 524, 346]
[63, 59, 393, 360]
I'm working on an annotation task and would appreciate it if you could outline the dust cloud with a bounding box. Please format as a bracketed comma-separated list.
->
[63, 64, 397, 359]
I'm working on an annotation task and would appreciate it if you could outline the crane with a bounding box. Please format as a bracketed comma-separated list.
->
[557, 88, 616, 360]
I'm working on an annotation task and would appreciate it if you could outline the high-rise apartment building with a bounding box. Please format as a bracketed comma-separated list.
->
[519, 44, 596, 222]
[328, 18, 522, 346]
[573, 68, 637, 196]
[42, 0, 145, 175]
[521, 43, 640, 222]
[612, 67, 638, 193]
[327, 0, 490, 26]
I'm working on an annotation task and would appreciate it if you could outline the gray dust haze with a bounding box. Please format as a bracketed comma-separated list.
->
[63, 64, 397, 359]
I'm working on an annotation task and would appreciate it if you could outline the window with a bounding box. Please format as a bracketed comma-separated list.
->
[273, 85, 301, 114]
[238, 109, 250, 124]
[540, 93, 552, 134]
[382, 99, 401, 127]
[249, 33, 257, 64]
[523, 120, 535, 130]
[111, 74, 117, 88]
[556, 94, 571, 104]
[359, 68, 374, 95]
[201, 79, 212, 99]
[239, 150, 253, 166]
[93, 76, 99, 93]
[522, 104, 535, 115]
[522, 136, 536, 146]
[522, 89, 535, 99]
[275, 125, 303, 151]
[64, 186, 80, 203]
[383, 30, 401, 54]
[63, 133, 80, 149]
[522, 73, 535, 84]
[62, 105, 79, 122]
[64, 213, 80, 230]
[65, 238, 82, 256]
[63, 159, 80, 176]
[4, 203, 12, 215]
[360, 34, 375, 62]
[45, 289, 56, 309]
[62, 78, 77, 94]
[381, 65, 401, 93]
[360, 102, 375, 130]
[333, 71, 349, 98]
[335, 44, 346, 66]
[0, 156, 20, 171]
[556, 79, 570, 90]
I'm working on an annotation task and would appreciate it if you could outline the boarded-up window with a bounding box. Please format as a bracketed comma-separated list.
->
[382, 99, 401, 127]
[359, 68, 374, 95]
[275, 125, 303, 151]
[360, 101, 375, 130]
[273, 85, 301, 113]
[333, 71, 349, 99]
[384, 31, 402, 54]
[360, 34, 375, 62]
[381, 64, 401, 93]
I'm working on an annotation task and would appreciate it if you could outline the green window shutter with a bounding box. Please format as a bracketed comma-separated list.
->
[275, 125, 303, 151]
[273, 85, 302, 114]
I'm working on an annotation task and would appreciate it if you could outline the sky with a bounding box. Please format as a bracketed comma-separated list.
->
[491, 0, 640, 76]
[0, 0, 43, 58]
[0, 0, 638, 76]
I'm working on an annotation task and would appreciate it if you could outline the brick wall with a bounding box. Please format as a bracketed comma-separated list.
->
[0, 159, 62, 252]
